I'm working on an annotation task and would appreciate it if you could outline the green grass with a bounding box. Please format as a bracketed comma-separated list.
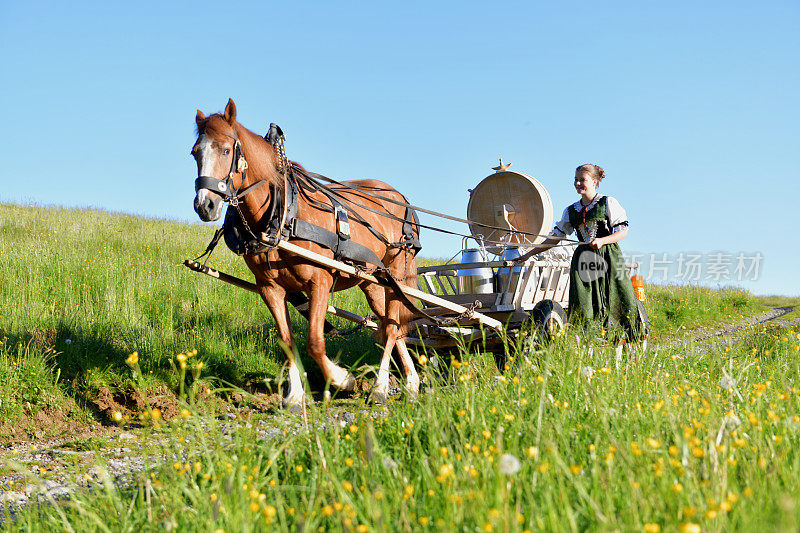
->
[0, 339, 62, 420]
[0, 204, 378, 419]
[646, 285, 764, 341]
[1, 203, 797, 531]
[753, 295, 800, 322]
[6, 324, 800, 532]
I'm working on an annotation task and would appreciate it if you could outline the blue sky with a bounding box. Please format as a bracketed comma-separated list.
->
[1, 1, 797, 295]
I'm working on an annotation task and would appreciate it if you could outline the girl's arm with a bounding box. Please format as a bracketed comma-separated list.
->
[589, 227, 627, 250]
[516, 207, 573, 262]
[515, 236, 563, 261]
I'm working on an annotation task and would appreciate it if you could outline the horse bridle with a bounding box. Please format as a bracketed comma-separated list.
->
[194, 130, 266, 207]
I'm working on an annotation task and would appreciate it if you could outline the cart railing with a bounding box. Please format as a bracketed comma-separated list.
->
[416, 259, 639, 312]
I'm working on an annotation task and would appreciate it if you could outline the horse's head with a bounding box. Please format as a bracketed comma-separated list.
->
[191, 99, 243, 222]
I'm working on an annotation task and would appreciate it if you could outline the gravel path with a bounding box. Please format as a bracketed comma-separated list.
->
[0, 410, 365, 524]
[656, 306, 796, 353]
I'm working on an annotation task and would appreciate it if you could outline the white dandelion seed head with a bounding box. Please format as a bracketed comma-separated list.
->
[718, 375, 736, 391]
[724, 414, 742, 433]
[582, 366, 595, 378]
[382, 456, 398, 471]
[499, 453, 521, 476]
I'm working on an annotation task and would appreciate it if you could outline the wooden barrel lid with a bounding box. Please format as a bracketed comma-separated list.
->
[467, 160, 554, 253]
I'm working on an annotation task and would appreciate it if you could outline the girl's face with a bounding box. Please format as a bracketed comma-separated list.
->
[574, 171, 598, 198]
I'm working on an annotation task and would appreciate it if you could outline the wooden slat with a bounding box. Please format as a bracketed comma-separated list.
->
[418, 259, 571, 273]
[182, 260, 378, 331]
[276, 241, 504, 331]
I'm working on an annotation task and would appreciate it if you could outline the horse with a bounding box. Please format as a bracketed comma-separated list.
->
[191, 99, 421, 410]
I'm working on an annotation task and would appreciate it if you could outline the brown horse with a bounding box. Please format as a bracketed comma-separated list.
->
[191, 99, 420, 410]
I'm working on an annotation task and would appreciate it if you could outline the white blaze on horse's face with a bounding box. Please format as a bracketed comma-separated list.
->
[192, 133, 229, 222]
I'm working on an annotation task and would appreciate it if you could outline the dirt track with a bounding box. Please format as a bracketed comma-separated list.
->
[656, 306, 796, 353]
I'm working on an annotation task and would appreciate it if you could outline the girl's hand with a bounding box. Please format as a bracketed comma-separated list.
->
[589, 237, 605, 250]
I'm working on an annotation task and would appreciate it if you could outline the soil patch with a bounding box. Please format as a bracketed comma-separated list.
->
[0, 398, 101, 445]
[91, 385, 181, 421]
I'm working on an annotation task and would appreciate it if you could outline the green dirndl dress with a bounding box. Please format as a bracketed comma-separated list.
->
[564, 197, 645, 342]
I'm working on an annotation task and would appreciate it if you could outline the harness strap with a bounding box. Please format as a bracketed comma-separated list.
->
[292, 219, 385, 268]
[292, 171, 399, 248]
[293, 166, 421, 250]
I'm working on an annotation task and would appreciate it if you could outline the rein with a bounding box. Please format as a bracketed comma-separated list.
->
[292, 169, 581, 248]
[194, 124, 580, 270]
[190, 126, 502, 324]
[294, 168, 582, 245]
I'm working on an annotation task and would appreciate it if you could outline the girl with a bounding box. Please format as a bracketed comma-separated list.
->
[518, 164, 645, 344]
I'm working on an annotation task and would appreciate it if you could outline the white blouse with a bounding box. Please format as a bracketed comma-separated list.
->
[551, 195, 628, 241]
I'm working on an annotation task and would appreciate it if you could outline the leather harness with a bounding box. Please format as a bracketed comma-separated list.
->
[194, 125, 422, 273]
[192, 124, 485, 323]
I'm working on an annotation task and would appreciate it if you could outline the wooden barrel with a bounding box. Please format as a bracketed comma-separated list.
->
[467, 162, 554, 254]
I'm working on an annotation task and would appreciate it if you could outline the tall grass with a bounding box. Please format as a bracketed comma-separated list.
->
[0, 204, 377, 409]
[2, 203, 796, 531]
[7, 323, 800, 531]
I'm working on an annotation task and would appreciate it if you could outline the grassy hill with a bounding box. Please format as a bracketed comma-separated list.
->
[3, 203, 800, 531]
[0, 204, 384, 433]
[0, 203, 775, 434]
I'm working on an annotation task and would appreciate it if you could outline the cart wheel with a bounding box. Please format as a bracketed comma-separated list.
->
[532, 300, 567, 341]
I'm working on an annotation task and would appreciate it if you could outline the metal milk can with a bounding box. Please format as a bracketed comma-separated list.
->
[496, 246, 529, 294]
[456, 247, 494, 294]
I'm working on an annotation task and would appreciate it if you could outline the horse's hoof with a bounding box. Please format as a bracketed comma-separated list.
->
[281, 398, 305, 414]
[338, 372, 357, 392]
[370, 389, 388, 405]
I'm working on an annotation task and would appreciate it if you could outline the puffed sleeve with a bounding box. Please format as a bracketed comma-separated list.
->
[605, 196, 629, 233]
[551, 207, 573, 237]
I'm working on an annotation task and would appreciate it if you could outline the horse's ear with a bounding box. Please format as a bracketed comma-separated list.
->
[195, 109, 206, 125]
[224, 99, 237, 123]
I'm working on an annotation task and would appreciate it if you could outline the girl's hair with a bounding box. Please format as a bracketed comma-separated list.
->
[576, 163, 605, 183]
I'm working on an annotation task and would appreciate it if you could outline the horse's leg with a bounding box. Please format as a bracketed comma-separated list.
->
[385, 294, 420, 400]
[307, 280, 356, 391]
[395, 338, 420, 399]
[392, 250, 420, 399]
[258, 285, 305, 410]
[360, 282, 393, 403]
